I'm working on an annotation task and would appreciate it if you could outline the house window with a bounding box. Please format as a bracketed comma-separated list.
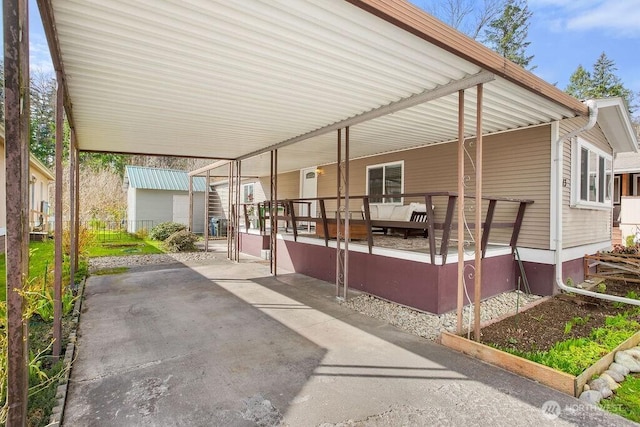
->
[243, 183, 254, 203]
[366, 161, 403, 203]
[571, 138, 612, 209]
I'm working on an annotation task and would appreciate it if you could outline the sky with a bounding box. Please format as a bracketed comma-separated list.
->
[11, 0, 640, 102]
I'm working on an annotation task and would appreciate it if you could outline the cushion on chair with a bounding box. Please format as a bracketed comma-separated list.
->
[390, 205, 410, 221]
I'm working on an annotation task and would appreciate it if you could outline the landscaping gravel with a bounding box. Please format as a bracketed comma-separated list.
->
[343, 291, 542, 341]
[89, 251, 218, 271]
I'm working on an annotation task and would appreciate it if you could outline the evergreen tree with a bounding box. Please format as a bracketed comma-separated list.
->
[484, 0, 535, 70]
[566, 65, 592, 100]
[565, 53, 635, 112]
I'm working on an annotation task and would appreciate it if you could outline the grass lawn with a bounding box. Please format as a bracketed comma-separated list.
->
[0, 241, 55, 302]
[86, 232, 164, 257]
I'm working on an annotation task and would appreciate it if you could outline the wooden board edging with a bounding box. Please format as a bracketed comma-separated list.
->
[441, 330, 640, 397]
[575, 330, 640, 396]
[440, 331, 576, 395]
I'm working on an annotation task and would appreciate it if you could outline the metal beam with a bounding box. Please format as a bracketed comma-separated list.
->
[4, 0, 30, 423]
[189, 160, 231, 177]
[238, 71, 495, 161]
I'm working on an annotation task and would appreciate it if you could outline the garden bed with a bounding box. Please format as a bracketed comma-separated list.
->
[440, 279, 640, 397]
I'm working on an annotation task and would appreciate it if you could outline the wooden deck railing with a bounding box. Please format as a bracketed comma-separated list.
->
[246, 192, 533, 265]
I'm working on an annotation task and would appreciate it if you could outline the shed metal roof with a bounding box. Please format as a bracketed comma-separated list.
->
[38, 0, 590, 173]
[125, 166, 206, 192]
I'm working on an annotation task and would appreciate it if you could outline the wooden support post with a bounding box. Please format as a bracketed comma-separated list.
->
[510, 201, 529, 249]
[481, 199, 497, 258]
[425, 194, 436, 264]
[235, 161, 241, 261]
[271, 150, 278, 275]
[188, 176, 194, 232]
[73, 141, 80, 271]
[344, 126, 350, 300]
[4, 0, 30, 422]
[204, 170, 210, 252]
[289, 200, 298, 241]
[319, 199, 329, 247]
[53, 71, 64, 361]
[227, 162, 232, 260]
[363, 196, 373, 254]
[457, 90, 465, 334]
[440, 195, 457, 263]
[474, 84, 484, 341]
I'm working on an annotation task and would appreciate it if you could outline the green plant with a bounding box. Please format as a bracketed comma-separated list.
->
[149, 222, 186, 241]
[600, 374, 640, 422]
[565, 277, 574, 287]
[163, 230, 198, 252]
[596, 282, 606, 293]
[134, 228, 149, 240]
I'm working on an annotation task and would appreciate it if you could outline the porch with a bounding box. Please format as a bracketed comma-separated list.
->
[232, 191, 534, 315]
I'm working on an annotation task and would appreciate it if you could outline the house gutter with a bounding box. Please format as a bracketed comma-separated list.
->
[554, 100, 640, 306]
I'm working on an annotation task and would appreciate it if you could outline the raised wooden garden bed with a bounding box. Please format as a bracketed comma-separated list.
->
[441, 326, 640, 396]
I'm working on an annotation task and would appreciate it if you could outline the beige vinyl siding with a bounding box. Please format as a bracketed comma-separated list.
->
[560, 117, 613, 248]
[314, 125, 552, 249]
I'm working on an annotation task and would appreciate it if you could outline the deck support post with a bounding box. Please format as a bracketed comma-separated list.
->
[456, 90, 465, 334]
[336, 128, 350, 300]
[53, 71, 64, 360]
[473, 84, 484, 341]
[188, 176, 194, 232]
[204, 170, 210, 252]
[269, 150, 278, 275]
[4, 0, 31, 422]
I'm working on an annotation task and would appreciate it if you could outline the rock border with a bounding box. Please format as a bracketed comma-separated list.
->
[48, 277, 87, 427]
[580, 345, 640, 404]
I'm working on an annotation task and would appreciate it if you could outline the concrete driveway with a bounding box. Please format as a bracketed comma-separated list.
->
[63, 249, 632, 426]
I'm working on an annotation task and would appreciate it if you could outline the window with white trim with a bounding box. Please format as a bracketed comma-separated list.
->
[366, 161, 403, 203]
[571, 138, 612, 209]
[242, 183, 254, 203]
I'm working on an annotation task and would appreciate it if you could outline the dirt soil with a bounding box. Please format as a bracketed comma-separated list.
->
[480, 279, 640, 353]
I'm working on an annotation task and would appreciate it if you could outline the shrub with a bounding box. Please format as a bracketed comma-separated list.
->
[163, 230, 198, 252]
[149, 222, 186, 241]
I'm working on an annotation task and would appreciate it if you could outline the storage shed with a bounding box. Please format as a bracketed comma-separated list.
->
[124, 166, 206, 233]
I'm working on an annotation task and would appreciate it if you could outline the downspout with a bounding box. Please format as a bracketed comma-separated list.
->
[555, 100, 640, 305]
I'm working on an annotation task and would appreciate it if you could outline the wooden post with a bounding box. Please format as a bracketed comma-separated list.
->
[53, 71, 64, 360]
[188, 176, 194, 232]
[73, 140, 80, 271]
[4, 0, 30, 422]
[457, 90, 465, 334]
[204, 170, 210, 252]
[474, 84, 484, 341]
[344, 126, 350, 300]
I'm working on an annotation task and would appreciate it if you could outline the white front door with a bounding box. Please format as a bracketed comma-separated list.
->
[173, 195, 189, 226]
[300, 167, 318, 219]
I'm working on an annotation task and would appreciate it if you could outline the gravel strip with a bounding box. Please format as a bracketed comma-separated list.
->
[343, 291, 541, 341]
[89, 251, 218, 271]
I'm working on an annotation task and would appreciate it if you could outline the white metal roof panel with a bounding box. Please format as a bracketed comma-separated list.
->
[45, 0, 584, 168]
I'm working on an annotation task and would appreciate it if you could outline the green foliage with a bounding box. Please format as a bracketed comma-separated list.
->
[626, 234, 637, 248]
[93, 267, 129, 276]
[79, 152, 128, 176]
[600, 374, 640, 423]
[150, 222, 187, 241]
[564, 315, 590, 334]
[566, 52, 635, 112]
[86, 233, 163, 257]
[483, 0, 534, 70]
[163, 230, 199, 253]
[500, 311, 639, 376]
[596, 282, 607, 293]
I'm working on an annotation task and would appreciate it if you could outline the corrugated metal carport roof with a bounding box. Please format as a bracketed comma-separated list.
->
[39, 0, 588, 175]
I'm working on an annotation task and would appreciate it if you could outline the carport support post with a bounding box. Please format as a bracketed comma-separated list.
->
[74, 140, 79, 271]
[235, 160, 241, 261]
[188, 176, 194, 232]
[456, 89, 465, 334]
[473, 84, 484, 341]
[4, 0, 30, 423]
[53, 71, 64, 360]
[270, 150, 278, 276]
[69, 124, 78, 300]
[335, 128, 349, 300]
[204, 170, 210, 252]
[227, 161, 232, 259]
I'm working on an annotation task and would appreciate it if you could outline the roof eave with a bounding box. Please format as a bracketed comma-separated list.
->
[595, 98, 638, 154]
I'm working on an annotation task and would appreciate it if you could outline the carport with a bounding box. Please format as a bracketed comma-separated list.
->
[3, 0, 590, 423]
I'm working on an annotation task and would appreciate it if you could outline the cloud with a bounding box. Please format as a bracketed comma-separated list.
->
[29, 37, 54, 75]
[532, 0, 640, 38]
